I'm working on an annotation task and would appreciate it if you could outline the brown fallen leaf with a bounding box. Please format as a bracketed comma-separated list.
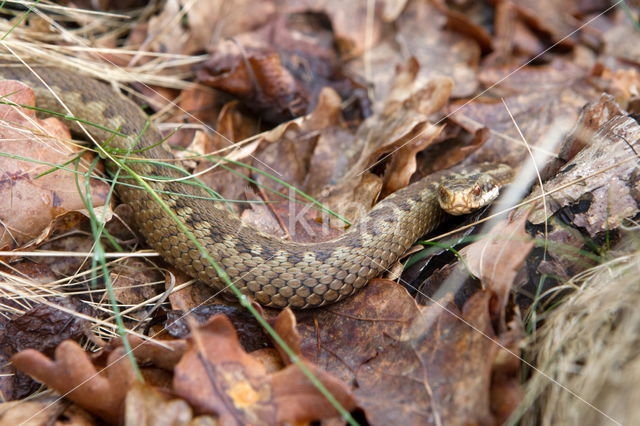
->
[110, 258, 165, 306]
[297, 278, 419, 384]
[593, 68, 640, 111]
[254, 88, 346, 196]
[0, 297, 94, 400]
[295, 279, 522, 425]
[105, 335, 188, 373]
[198, 13, 367, 123]
[173, 314, 355, 425]
[187, 0, 275, 53]
[541, 93, 623, 179]
[450, 58, 600, 166]
[165, 305, 270, 352]
[320, 61, 452, 224]
[11, 341, 136, 424]
[432, 0, 493, 54]
[186, 100, 259, 212]
[277, 0, 395, 57]
[602, 8, 640, 66]
[348, 0, 480, 102]
[0, 80, 109, 250]
[0, 396, 96, 426]
[125, 381, 217, 426]
[462, 214, 534, 326]
[352, 59, 451, 175]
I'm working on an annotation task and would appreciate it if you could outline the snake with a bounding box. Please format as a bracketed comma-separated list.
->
[0, 63, 513, 309]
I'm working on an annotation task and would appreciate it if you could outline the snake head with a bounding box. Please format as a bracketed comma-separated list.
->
[437, 173, 501, 215]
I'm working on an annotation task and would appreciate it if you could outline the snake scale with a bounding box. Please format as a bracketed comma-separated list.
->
[0, 64, 512, 309]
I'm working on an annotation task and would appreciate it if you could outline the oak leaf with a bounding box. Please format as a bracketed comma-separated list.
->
[173, 314, 356, 425]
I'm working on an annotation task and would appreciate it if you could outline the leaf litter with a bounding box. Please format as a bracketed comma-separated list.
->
[1, 1, 640, 425]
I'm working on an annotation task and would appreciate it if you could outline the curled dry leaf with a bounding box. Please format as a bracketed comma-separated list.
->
[353, 59, 451, 178]
[173, 314, 355, 425]
[198, 13, 367, 123]
[0, 80, 109, 250]
[321, 61, 452, 224]
[11, 341, 136, 424]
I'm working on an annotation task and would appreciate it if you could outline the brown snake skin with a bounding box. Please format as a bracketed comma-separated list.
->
[0, 64, 512, 308]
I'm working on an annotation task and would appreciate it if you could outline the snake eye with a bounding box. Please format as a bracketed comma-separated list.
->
[472, 185, 482, 197]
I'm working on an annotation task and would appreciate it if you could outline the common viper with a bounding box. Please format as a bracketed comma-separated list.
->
[0, 64, 512, 308]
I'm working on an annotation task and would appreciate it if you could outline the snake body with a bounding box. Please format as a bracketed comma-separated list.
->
[0, 64, 512, 308]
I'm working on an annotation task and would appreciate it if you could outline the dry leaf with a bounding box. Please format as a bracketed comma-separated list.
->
[450, 58, 599, 166]
[349, 0, 480, 101]
[296, 279, 522, 424]
[1, 297, 93, 400]
[0, 397, 96, 426]
[0, 80, 109, 249]
[198, 13, 367, 123]
[110, 258, 164, 306]
[125, 381, 217, 426]
[12, 341, 136, 424]
[173, 314, 355, 425]
[462, 214, 534, 323]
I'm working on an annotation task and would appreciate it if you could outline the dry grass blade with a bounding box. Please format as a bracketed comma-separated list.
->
[517, 237, 640, 426]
